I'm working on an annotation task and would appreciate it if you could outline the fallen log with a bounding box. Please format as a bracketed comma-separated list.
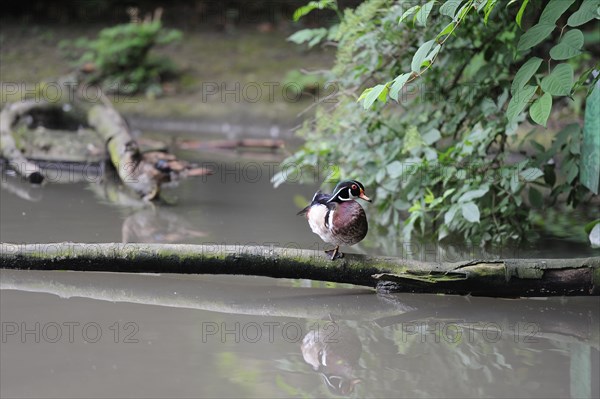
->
[1, 242, 598, 297]
[0, 100, 48, 184]
[1, 78, 211, 199]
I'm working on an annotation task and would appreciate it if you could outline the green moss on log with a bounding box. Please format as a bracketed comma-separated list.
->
[1, 243, 599, 297]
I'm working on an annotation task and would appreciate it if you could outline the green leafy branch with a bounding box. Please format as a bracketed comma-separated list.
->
[508, 0, 599, 127]
[357, 0, 483, 109]
[288, 0, 341, 48]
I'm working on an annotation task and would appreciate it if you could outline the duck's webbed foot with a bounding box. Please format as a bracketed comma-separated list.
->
[324, 246, 344, 260]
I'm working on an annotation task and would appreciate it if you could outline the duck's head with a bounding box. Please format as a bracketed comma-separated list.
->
[327, 180, 372, 204]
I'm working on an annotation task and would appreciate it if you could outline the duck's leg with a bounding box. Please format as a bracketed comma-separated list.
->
[324, 245, 343, 260]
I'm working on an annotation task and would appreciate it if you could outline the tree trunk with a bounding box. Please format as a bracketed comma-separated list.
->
[1, 242, 598, 297]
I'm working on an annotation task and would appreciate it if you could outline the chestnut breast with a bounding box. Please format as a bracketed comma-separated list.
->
[330, 201, 368, 245]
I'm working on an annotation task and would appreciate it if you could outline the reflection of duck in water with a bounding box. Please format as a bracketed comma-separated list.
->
[122, 208, 206, 243]
[301, 322, 362, 396]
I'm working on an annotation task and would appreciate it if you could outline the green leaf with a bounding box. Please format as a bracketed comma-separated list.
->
[581, 82, 600, 194]
[378, 85, 389, 102]
[541, 63, 574, 96]
[411, 40, 436, 73]
[402, 126, 425, 154]
[444, 205, 459, 225]
[440, 0, 463, 18]
[506, 85, 537, 123]
[520, 167, 544, 181]
[568, 0, 600, 27]
[573, 67, 595, 93]
[415, 1, 435, 26]
[390, 73, 411, 101]
[424, 188, 435, 204]
[511, 57, 543, 95]
[387, 161, 404, 179]
[529, 92, 552, 127]
[461, 202, 480, 223]
[510, 173, 521, 193]
[288, 28, 328, 47]
[357, 87, 373, 102]
[516, 0, 529, 28]
[271, 170, 287, 188]
[393, 199, 410, 211]
[399, 5, 421, 23]
[362, 84, 388, 109]
[425, 44, 442, 64]
[436, 22, 456, 39]
[528, 187, 543, 208]
[517, 23, 555, 52]
[455, 3, 472, 19]
[570, 135, 581, 155]
[549, 29, 584, 60]
[540, 0, 576, 24]
[422, 129, 441, 145]
[293, 0, 334, 21]
[566, 161, 579, 183]
[484, 0, 498, 23]
[458, 185, 490, 202]
[544, 164, 556, 186]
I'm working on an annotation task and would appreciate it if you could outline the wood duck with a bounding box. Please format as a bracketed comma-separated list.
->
[298, 180, 371, 260]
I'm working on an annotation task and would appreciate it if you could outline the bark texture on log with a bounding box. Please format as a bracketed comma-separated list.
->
[87, 104, 157, 198]
[1, 242, 598, 297]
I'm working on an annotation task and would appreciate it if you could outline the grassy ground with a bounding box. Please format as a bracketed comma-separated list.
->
[0, 23, 335, 127]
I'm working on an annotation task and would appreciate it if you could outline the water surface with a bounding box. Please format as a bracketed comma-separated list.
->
[1, 151, 599, 398]
[1, 270, 598, 398]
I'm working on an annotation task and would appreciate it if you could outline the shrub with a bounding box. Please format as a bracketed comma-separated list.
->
[61, 8, 182, 97]
[274, 0, 600, 246]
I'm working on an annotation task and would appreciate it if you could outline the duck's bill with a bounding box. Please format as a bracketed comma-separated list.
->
[359, 192, 372, 202]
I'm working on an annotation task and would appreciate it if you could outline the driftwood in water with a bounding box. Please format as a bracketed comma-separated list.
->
[0, 100, 49, 184]
[1, 78, 211, 199]
[1, 242, 598, 297]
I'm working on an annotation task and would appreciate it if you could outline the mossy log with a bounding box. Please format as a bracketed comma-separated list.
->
[1, 242, 598, 297]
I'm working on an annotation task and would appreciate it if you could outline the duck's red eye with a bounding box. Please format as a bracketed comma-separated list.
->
[351, 184, 357, 190]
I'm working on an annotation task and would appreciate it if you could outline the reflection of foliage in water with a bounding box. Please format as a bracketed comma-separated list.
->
[270, 295, 599, 398]
[285, 320, 575, 397]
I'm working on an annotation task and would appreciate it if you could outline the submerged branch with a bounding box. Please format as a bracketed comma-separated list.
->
[1, 243, 598, 297]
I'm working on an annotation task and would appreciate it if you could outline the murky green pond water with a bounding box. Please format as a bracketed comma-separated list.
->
[1, 153, 599, 398]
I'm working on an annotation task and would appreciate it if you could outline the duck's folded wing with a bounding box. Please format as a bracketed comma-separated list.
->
[297, 191, 331, 215]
